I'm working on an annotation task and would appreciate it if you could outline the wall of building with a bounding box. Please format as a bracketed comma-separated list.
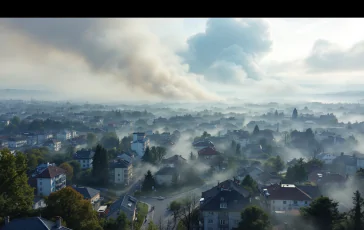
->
[270, 199, 310, 212]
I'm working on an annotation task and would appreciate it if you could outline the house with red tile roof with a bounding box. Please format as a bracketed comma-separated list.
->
[30, 163, 67, 196]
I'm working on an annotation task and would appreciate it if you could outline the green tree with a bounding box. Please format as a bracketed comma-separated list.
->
[66, 145, 76, 159]
[68, 160, 81, 177]
[350, 190, 364, 230]
[241, 175, 258, 195]
[0, 149, 34, 220]
[253, 125, 260, 135]
[92, 144, 109, 186]
[142, 146, 153, 164]
[10, 116, 20, 126]
[142, 170, 156, 192]
[147, 221, 158, 230]
[87, 133, 97, 148]
[100, 132, 120, 149]
[301, 196, 343, 230]
[285, 158, 307, 183]
[59, 162, 74, 184]
[44, 187, 102, 230]
[237, 205, 271, 230]
[103, 211, 130, 230]
[264, 156, 285, 172]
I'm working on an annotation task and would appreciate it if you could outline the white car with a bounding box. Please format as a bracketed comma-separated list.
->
[157, 196, 165, 200]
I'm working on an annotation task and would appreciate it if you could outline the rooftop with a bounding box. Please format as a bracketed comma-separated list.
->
[35, 166, 66, 179]
[1, 217, 71, 230]
[73, 149, 95, 159]
[71, 186, 100, 200]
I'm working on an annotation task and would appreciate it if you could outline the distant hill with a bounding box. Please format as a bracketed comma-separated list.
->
[319, 91, 364, 97]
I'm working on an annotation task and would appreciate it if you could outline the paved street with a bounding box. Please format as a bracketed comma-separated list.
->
[138, 182, 216, 228]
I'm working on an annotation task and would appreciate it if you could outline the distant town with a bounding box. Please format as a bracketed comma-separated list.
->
[1, 100, 364, 230]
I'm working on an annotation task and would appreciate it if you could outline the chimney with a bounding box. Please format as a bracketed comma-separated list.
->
[5, 216, 10, 224]
[56, 216, 62, 228]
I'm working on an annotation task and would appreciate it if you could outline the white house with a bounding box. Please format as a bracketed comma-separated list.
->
[43, 139, 62, 152]
[73, 149, 95, 169]
[130, 132, 149, 157]
[316, 152, 338, 164]
[56, 130, 72, 141]
[261, 184, 311, 213]
[37, 133, 53, 144]
[109, 159, 133, 185]
[31, 163, 67, 197]
[8, 137, 27, 148]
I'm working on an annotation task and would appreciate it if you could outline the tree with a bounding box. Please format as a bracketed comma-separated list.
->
[87, 132, 97, 148]
[292, 108, 298, 119]
[264, 156, 285, 172]
[44, 187, 102, 230]
[237, 205, 271, 230]
[10, 116, 20, 126]
[253, 125, 260, 135]
[173, 194, 199, 230]
[147, 221, 158, 230]
[68, 160, 81, 177]
[274, 110, 278, 116]
[241, 175, 258, 195]
[231, 140, 237, 151]
[301, 196, 343, 230]
[285, 158, 307, 183]
[92, 144, 109, 186]
[142, 170, 156, 192]
[60, 162, 74, 184]
[350, 190, 364, 230]
[0, 149, 34, 219]
[66, 145, 76, 159]
[103, 211, 130, 230]
[236, 143, 241, 155]
[142, 146, 153, 164]
[100, 132, 120, 149]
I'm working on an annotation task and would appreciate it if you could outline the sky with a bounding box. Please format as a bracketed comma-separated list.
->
[1, 18, 364, 102]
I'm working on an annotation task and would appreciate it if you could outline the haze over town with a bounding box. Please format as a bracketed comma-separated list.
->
[1, 18, 364, 230]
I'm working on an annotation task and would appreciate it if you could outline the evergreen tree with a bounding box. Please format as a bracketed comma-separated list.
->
[0, 149, 34, 220]
[253, 125, 260, 135]
[237, 205, 270, 230]
[142, 170, 155, 192]
[292, 108, 298, 119]
[236, 143, 241, 155]
[142, 146, 152, 163]
[92, 144, 109, 186]
[350, 190, 364, 230]
[274, 110, 278, 116]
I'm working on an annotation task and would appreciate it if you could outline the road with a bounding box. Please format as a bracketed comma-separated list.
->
[138, 182, 216, 228]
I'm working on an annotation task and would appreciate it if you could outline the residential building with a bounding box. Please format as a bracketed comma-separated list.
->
[56, 130, 72, 141]
[161, 154, 187, 168]
[332, 154, 357, 175]
[73, 149, 95, 169]
[260, 184, 312, 214]
[43, 139, 62, 152]
[109, 159, 133, 185]
[71, 185, 101, 210]
[31, 163, 67, 196]
[155, 166, 180, 186]
[192, 140, 215, 151]
[198, 147, 220, 160]
[37, 133, 53, 144]
[71, 130, 77, 138]
[120, 195, 138, 221]
[200, 179, 251, 230]
[130, 132, 149, 157]
[23, 132, 38, 146]
[117, 152, 134, 164]
[8, 137, 27, 148]
[316, 152, 337, 164]
[1, 216, 71, 230]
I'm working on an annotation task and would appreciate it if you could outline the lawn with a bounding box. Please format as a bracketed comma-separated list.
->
[134, 202, 149, 230]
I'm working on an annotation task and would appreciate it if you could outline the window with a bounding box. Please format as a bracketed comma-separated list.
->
[118, 174, 120, 176]
[39, 182, 42, 185]
[220, 197, 224, 201]
[304, 201, 308, 204]
[294, 200, 298, 205]
[220, 202, 227, 208]
[208, 228, 213, 230]
[208, 212, 214, 215]
[272, 200, 275, 203]
[220, 220, 226, 225]
[39, 188, 42, 191]
[283, 201, 286, 204]
[208, 219, 213, 224]
[235, 220, 239, 224]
